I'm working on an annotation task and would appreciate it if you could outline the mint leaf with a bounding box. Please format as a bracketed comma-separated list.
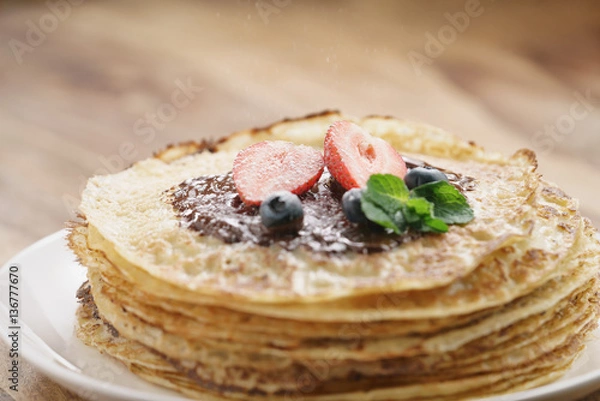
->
[423, 217, 449, 232]
[361, 197, 404, 234]
[403, 198, 448, 233]
[410, 181, 474, 224]
[361, 174, 410, 234]
[359, 173, 473, 235]
[364, 174, 410, 216]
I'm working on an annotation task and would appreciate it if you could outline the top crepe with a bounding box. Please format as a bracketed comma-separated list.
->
[81, 111, 548, 304]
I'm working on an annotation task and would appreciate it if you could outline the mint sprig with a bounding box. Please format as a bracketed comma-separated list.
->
[360, 174, 474, 234]
[411, 180, 475, 225]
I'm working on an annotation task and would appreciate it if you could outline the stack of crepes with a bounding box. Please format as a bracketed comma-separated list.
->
[69, 111, 600, 400]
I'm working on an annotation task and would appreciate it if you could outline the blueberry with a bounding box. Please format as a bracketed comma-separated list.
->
[404, 167, 448, 189]
[342, 188, 369, 224]
[260, 191, 304, 230]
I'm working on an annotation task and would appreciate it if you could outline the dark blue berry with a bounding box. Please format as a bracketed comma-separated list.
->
[342, 188, 369, 224]
[260, 191, 304, 230]
[404, 167, 448, 190]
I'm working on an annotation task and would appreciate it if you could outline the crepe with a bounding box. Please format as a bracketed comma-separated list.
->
[69, 111, 600, 400]
[79, 115, 538, 303]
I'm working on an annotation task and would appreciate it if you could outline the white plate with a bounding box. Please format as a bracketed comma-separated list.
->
[1, 230, 599, 401]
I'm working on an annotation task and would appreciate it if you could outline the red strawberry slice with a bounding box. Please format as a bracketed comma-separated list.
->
[233, 141, 324, 205]
[324, 121, 407, 190]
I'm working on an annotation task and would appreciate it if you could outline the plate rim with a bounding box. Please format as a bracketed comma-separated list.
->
[0, 230, 190, 401]
[1, 230, 599, 401]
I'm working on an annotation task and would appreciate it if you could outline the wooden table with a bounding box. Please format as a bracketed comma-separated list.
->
[1, 0, 599, 399]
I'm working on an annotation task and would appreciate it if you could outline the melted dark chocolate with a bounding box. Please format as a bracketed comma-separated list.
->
[169, 159, 475, 254]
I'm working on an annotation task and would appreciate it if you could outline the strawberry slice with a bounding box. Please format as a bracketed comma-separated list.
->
[233, 141, 324, 205]
[324, 121, 407, 190]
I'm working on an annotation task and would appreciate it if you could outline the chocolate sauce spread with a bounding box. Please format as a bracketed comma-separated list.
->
[169, 158, 475, 254]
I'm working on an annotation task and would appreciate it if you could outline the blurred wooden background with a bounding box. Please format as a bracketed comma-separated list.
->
[1, 0, 599, 400]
